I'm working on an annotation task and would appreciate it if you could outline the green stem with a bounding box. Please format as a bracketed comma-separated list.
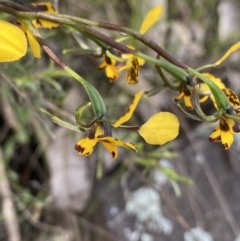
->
[0, 2, 187, 68]
[224, 113, 240, 121]
[136, 53, 188, 82]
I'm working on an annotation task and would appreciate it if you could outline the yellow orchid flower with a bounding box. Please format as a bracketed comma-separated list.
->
[118, 48, 145, 85]
[209, 88, 240, 150]
[175, 73, 225, 110]
[209, 116, 240, 150]
[98, 54, 119, 81]
[99, 47, 145, 84]
[18, 2, 59, 58]
[74, 122, 137, 159]
[0, 20, 27, 62]
[43, 90, 179, 159]
[175, 85, 193, 109]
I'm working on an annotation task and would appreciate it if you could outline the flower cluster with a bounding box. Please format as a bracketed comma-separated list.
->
[2, 1, 240, 155]
[43, 90, 179, 159]
[174, 43, 240, 149]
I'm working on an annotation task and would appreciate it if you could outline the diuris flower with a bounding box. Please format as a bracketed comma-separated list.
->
[175, 73, 225, 110]
[99, 48, 145, 85]
[209, 88, 240, 149]
[209, 116, 240, 150]
[98, 4, 162, 84]
[98, 54, 119, 81]
[118, 50, 145, 85]
[42, 90, 179, 159]
[75, 90, 179, 158]
[74, 118, 137, 159]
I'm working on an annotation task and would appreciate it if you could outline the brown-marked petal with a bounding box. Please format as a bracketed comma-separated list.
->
[126, 57, 140, 84]
[101, 142, 118, 159]
[223, 88, 240, 114]
[99, 137, 138, 152]
[75, 137, 98, 156]
[32, 3, 59, 29]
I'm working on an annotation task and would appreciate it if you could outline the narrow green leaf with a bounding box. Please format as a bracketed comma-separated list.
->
[161, 167, 194, 185]
[40, 108, 83, 132]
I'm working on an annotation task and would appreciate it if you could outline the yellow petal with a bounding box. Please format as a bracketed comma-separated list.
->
[101, 142, 118, 159]
[99, 137, 137, 152]
[74, 137, 98, 156]
[183, 95, 193, 110]
[106, 64, 119, 81]
[0, 20, 27, 62]
[137, 56, 145, 66]
[139, 5, 163, 34]
[209, 126, 221, 142]
[175, 87, 192, 109]
[98, 61, 106, 69]
[99, 55, 118, 81]
[126, 57, 140, 84]
[113, 90, 143, 128]
[175, 91, 184, 101]
[121, 46, 145, 66]
[32, 3, 59, 29]
[26, 30, 41, 58]
[19, 21, 41, 58]
[222, 88, 240, 114]
[220, 119, 234, 150]
[138, 112, 179, 145]
[214, 41, 240, 66]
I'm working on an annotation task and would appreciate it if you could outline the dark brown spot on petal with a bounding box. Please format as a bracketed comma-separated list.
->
[101, 139, 111, 143]
[183, 87, 191, 96]
[219, 118, 230, 132]
[109, 77, 116, 82]
[74, 144, 85, 153]
[223, 89, 240, 114]
[51, 6, 56, 11]
[105, 55, 112, 65]
[186, 104, 193, 110]
[88, 123, 98, 139]
[101, 120, 112, 137]
[224, 143, 229, 150]
[209, 136, 221, 143]
[111, 151, 116, 158]
[126, 57, 139, 85]
[36, 19, 43, 26]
